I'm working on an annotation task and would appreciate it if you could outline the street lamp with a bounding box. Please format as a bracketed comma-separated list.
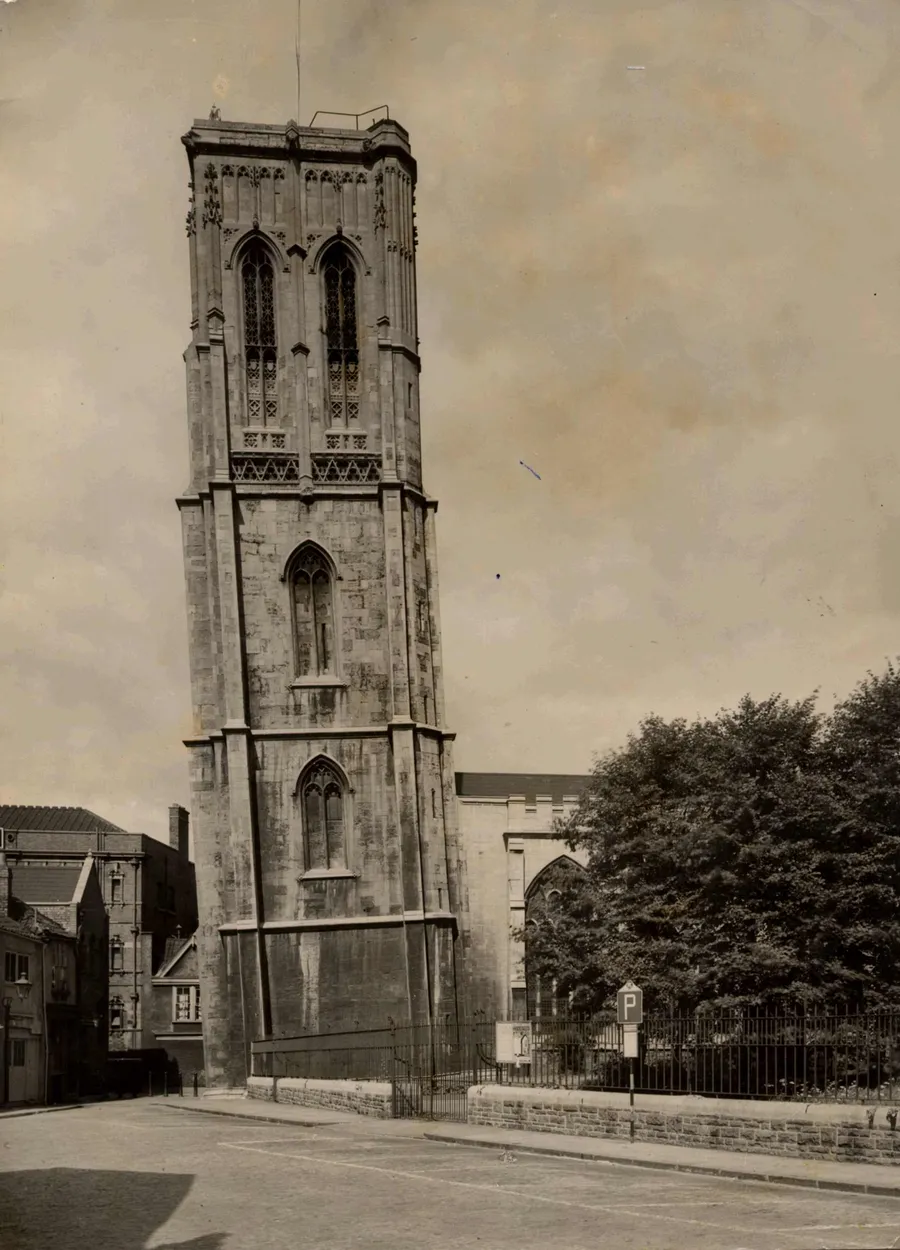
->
[13, 975, 31, 1001]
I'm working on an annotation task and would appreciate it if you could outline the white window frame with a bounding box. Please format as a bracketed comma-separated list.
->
[172, 985, 201, 1023]
[4, 952, 29, 984]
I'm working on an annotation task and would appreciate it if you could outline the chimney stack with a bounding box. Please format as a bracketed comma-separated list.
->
[168, 805, 190, 859]
[0, 851, 10, 918]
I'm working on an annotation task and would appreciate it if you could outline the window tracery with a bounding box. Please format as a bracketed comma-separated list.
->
[323, 248, 359, 427]
[301, 761, 346, 871]
[241, 241, 278, 425]
[290, 546, 335, 678]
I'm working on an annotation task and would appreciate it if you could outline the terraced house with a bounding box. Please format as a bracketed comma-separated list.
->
[0, 806, 198, 1056]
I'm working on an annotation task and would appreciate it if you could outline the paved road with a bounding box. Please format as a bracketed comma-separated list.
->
[2, 1100, 900, 1250]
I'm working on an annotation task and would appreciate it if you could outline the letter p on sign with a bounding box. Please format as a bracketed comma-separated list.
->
[617, 981, 643, 1025]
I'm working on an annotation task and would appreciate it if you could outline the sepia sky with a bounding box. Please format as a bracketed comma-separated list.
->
[2, 0, 900, 842]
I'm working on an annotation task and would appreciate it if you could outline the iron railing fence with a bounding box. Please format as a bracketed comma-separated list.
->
[252, 1018, 497, 1085]
[251, 1006, 900, 1103]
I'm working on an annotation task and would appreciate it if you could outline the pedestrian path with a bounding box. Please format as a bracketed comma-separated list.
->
[425, 1123, 900, 1196]
[156, 1093, 355, 1127]
[160, 1093, 900, 1195]
[0, 1103, 83, 1120]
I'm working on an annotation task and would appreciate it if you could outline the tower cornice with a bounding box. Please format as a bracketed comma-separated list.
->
[181, 118, 416, 179]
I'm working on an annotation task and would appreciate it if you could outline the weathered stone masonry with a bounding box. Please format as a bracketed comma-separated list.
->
[468, 1085, 900, 1166]
[177, 116, 471, 1089]
[248, 1074, 393, 1118]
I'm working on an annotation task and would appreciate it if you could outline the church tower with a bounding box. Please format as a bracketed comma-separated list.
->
[177, 114, 469, 1088]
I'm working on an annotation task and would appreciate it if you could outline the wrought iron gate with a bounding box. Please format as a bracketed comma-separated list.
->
[389, 1030, 480, 1122]
[391, 1069, 469, 1121]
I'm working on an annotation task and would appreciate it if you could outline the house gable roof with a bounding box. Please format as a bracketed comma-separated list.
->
[0, 805, 124, 833]
[10, 866, 82, 905]
[0, 896, 71, 940]
[155, 932, 198, 978]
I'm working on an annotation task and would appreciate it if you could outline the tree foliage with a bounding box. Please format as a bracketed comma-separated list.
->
[523, 663, 900, 1012]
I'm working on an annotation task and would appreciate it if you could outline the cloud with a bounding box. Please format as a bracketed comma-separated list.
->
[2, 0, 900, 833]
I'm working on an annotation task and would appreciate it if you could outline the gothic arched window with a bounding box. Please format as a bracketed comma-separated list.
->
[242, 241, 278, 425]
[524, 856, 587, 1019]
[290, 546, 335, 678]
[323, 248, 359, 427]
[302, 762, 346, 870]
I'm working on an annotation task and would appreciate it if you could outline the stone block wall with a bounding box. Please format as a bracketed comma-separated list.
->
[248, 1075, 393, 1117]
[467, 1085, 900, 1165]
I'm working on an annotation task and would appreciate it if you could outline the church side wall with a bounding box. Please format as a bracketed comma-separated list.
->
[456, 799, 509, 1018]
[455, 797, 589, 1020]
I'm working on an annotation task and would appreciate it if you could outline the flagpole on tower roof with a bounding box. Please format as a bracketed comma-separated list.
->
[295, 0, 302, 125]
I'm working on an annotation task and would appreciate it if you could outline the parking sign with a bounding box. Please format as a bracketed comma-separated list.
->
[617, 980, 643, 1025]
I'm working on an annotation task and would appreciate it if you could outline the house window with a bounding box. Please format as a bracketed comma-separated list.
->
[10, 1039, 25, 1068]
[110, 875, 123, 905]
[167, 885, 175, 913]
[324, 247, 359, 427]
[4, 952, 29, 984]
[110, 938, 124, 972]
[290, 547, 335, 678]
[301, 762, 346, 871]
[174, 986, 201, 1022]
[50, 966, 70, 1000]
[110, 997, 125, 1031]
[242, 241, 278, 425]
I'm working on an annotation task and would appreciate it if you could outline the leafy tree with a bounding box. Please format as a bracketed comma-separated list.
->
[523, 667, 900, 1013]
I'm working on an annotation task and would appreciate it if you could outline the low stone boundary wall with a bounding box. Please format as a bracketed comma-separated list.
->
[247, 1075, 393, 1118]
[467, 1085, 900, 1165]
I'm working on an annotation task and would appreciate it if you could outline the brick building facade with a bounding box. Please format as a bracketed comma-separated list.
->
[177, 114, 471, 1088]
[0, 806, 197, 1052]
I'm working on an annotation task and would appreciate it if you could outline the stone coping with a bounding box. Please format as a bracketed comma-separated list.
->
[249, 1076, 896, 1125]
[468, 1084, 896, 1124]
[249, 1075, 393, 1097]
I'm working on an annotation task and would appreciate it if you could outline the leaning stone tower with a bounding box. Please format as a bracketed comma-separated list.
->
[177, 113, 469, 1088]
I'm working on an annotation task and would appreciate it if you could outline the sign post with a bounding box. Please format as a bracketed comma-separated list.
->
[617, 981, 643, 1140]
[495, 1021, 533, 1067]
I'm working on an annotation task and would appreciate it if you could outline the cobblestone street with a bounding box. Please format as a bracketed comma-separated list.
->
[2, 1100, 900, 1250]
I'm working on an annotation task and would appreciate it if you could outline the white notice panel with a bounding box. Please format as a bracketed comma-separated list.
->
[495, 1021, 533, 1064]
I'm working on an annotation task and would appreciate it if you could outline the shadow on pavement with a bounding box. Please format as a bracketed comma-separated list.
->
[0, 1167, 226, 1249]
